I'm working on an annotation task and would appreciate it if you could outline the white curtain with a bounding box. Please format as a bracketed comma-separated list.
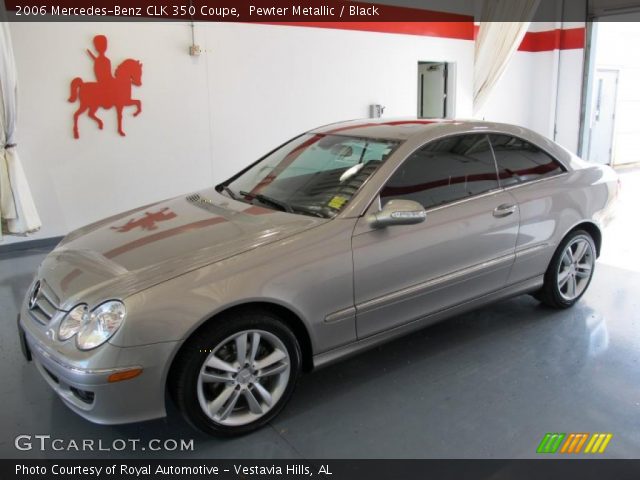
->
[0, 20, 41, 240]
[473, 0, 541, 115]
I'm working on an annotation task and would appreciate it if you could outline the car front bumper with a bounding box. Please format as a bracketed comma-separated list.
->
[18, 313, 178, 425]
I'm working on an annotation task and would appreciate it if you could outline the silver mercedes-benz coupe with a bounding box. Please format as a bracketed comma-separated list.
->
[18, 119, 618, 435]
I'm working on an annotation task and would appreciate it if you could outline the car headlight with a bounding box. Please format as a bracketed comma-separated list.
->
[76, 300, 126, 350]
[58, 304, 88, 341]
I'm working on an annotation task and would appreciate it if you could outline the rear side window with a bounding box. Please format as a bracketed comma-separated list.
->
[380, 134, 498, 210]
[489, 135, 565, 187]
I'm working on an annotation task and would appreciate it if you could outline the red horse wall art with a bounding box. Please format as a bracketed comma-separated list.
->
[68, 35, 143, 139]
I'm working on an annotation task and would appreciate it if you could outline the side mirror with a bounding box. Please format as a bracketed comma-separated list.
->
[367, 199, 426, 228]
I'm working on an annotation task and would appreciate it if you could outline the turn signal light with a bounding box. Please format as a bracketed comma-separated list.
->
[107, 368, 143, 383]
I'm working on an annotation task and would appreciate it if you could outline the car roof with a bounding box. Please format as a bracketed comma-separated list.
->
[309, 117, 578, 173]
[309, 118, 523, 141]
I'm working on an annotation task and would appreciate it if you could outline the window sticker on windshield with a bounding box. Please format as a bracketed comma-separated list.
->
[328, 196, 348, 210]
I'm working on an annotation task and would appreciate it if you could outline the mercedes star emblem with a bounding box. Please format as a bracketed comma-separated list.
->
[29, 281, 41, 310]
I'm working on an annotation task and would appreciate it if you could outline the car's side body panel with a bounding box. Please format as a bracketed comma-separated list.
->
[507, 164, 617, 284]
[109, 217, 359, 354]
[351, 189, 520, 338]
[313, 275, 545, 369]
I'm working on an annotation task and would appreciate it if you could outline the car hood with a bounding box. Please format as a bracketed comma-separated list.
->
[39, 188, 326, 309]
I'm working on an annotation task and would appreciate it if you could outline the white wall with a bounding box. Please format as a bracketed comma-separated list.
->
[6, 21, 474, 245]
[480, 22, 585, 154]
[595, 21, 640, 165]
[480, 52, 555, 136]
[554, 48, 584, 152]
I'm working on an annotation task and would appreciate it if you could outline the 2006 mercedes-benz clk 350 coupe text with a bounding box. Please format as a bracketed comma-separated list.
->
[18, 119, 618, 435]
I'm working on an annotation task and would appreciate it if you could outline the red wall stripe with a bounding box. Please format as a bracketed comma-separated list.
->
[518, 27, 586, 52]
[260, 21, 474, 40]
[263, 22, 584, 50]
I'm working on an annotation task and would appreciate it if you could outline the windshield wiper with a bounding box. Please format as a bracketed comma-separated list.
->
[239, 191, 294, 213]
[219, 185, 241, 201]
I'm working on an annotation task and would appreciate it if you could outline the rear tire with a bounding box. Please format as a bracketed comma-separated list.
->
[169, 309, 301, 436]
[534, 230, 596, 309]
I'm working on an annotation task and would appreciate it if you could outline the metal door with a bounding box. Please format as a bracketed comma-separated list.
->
[587, 69, 619, 165]
[418, 62, 447, 118]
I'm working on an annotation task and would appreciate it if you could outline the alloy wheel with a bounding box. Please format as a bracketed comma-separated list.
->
[557, 236, 595, 301]
[197, 329, 290, 426]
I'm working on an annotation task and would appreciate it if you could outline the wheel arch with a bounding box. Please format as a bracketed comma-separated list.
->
[165, 301, 315, 399]
[566, 220, 602, 257]
[533, 220, 601, 308]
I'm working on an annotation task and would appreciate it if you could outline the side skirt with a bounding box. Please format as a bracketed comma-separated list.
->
[312, 275, 543, 370]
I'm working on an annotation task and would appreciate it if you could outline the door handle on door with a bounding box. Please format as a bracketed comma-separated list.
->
[493, 204, 517, 218]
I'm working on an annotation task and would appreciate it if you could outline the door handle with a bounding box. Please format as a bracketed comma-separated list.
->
[493, 204, 517, 218]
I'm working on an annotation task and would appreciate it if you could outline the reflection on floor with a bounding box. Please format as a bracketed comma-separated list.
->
[1, 170, 639, 459]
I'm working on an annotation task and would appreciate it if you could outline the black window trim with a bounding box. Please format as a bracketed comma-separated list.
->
[362, 130, 570, 217]
[487, 133, 568, 190]
[376, 132, 502, 214]
[495, 133, 569, 172]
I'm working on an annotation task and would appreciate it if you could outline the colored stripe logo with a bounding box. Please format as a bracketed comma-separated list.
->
[584, 433, 614, 453]
[537, 433, 613, 454]
[537, 433, 565, 453]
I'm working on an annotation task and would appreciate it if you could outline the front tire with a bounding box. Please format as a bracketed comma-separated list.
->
[534, 230, 596, 309]
[169, 309, 301, 436]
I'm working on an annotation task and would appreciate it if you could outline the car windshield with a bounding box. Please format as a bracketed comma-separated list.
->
[221, 134, 399, 218]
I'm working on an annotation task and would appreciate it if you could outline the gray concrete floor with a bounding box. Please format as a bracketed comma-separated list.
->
[1, 170, 640, 459]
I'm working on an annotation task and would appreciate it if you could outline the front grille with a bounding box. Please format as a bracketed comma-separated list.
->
[28, 280, 62, 325]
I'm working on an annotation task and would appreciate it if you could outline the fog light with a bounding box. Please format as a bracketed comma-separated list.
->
[70, 387, 95, 404]
[107, 368, 143, 383]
